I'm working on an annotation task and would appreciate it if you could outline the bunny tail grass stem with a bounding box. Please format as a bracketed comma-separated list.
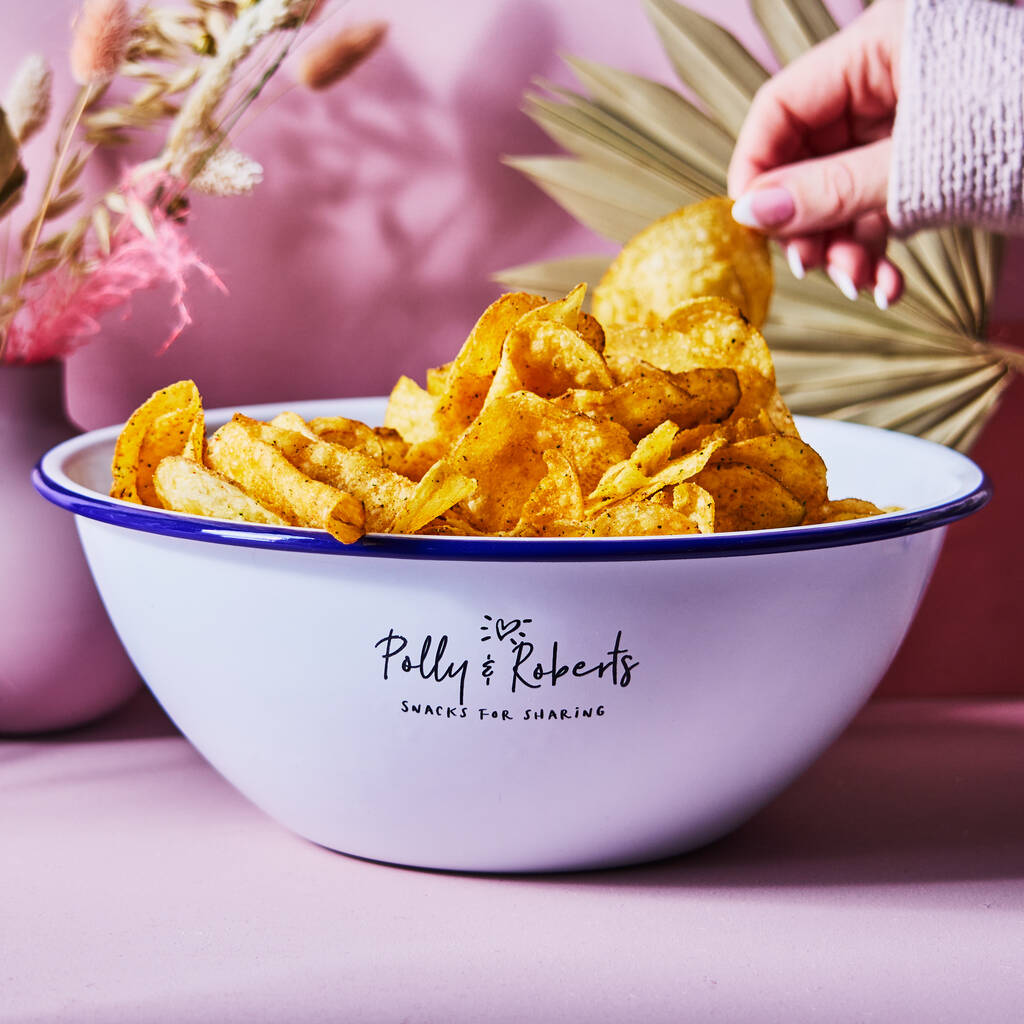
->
[1, 83, 92, 362]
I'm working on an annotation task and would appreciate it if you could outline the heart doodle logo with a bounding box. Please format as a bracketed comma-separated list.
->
[479, 614, 533, 644]
[494, 618, 521, 641]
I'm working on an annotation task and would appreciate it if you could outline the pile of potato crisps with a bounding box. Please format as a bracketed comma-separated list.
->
[110, 198, 886, 543]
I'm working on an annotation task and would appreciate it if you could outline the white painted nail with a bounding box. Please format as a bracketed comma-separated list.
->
[786, 243, 805, 280]
[827, 264, 859, 301]
[730, 188, 796, 228]
[731, 194, 758, 227]
[874, 284, 889, 311]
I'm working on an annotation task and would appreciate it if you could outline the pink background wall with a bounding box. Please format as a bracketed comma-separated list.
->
[5, 0, 1022, 697]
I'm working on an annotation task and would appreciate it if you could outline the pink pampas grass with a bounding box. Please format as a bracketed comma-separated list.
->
[4, 177, 225, 364]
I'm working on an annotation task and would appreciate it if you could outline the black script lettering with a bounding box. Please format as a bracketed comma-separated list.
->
[375, 629, 408, 679]
[531, 641, 571, 686]
[518, 632, 640, 691]
[421, 635, 470, 705]
[375, 630, 470, 705]
[510, 640, 540, 692]
[607, 631, 638, 687]
[565, 631, 637, 687]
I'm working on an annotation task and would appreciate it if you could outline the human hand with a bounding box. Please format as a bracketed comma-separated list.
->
[727, 0, 905, 308]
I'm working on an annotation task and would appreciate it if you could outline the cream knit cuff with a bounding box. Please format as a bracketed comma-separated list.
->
[888, 0, 1024, 235]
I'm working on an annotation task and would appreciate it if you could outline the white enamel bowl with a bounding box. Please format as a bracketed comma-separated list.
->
[36, 398, 988, 873]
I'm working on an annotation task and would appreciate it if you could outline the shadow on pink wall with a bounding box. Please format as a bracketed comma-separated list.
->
[65, 2, 613, 427]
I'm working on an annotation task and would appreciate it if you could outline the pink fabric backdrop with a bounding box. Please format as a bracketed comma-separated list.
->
[5, 0, 1022, 697]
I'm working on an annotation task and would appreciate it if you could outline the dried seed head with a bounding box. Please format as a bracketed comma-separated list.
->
[163, 0, 326, 178]
[296, 21, 387, 91]
[4, 55, 53, 144]
[70, 0, 136, 85]
[191, 147, 264, 196]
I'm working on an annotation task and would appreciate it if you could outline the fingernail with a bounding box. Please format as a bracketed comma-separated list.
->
[874, 284, 889, 311]
[827, 264, 859, 301]
[786, 243, 805, 280]
[732, 188, 796, 229]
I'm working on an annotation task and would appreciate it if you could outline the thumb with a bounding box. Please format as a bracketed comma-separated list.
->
[731, 138, 892, 236]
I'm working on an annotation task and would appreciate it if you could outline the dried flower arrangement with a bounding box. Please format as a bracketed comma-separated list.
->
[498, 0, 1023, 452]
[0, 0, 387, 365]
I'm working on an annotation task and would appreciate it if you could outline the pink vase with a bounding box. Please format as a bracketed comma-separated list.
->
[0, 361, 139, 734]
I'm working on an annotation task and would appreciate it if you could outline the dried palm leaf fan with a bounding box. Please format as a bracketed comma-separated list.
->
[496, 0, 1023, 452]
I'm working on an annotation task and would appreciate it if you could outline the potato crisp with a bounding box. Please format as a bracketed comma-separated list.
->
[111, 199, 886, 542]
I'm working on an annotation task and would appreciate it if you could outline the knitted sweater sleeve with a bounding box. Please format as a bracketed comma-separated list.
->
[888, 0, 1024, 235]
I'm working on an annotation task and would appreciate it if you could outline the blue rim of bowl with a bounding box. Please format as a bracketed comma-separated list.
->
[33, 435, 992, 563]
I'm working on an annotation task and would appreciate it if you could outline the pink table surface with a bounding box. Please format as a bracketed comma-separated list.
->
[2, 695, 1023, 1024]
